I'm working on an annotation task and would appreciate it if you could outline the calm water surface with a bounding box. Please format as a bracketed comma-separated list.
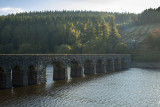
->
[1, 68, 160, 107]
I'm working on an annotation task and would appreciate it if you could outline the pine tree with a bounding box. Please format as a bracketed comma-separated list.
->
[109, 16, 121, 53]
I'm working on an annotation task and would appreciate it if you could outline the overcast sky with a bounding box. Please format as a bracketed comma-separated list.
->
[0, 0, 159, 15]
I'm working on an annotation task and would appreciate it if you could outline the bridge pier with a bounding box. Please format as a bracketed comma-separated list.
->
[94, 63, 96, 74]
[114, 59, 121, 71]
[119, 60, 122, 70]
[104, 61, 107, 72]
[127, 58, 131, 69]
[106, 60, 109, 72]
[113, 60, 115, 71]
[96, 59, 105, 73]
[81, 63, 85, 76]
[121, 58, 127, 70]
[37, 64, 46, 84]
[84, 60, 95, 75]
[107, 59, 114, 71]
[5, 67, 12, 88]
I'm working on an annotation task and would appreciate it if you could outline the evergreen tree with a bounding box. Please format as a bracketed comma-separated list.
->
[108, 16, 121, 53]
[0, 11, 131, 54]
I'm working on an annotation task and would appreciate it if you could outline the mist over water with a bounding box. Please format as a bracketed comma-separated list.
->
[1, 68, 160, 107]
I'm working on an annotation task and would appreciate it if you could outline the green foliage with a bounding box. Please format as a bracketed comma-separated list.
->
[132, 28, 160, 62]
[138, 28, 160, 54]
[0, 11, 132, 54]
[114, 43, 129, 54]
[136, 7, 160, 25]
[56, 44, 72, 54]
[108, 16, 121, 53]
[71, 41, 82, 54]
[17, 44, 35, 54]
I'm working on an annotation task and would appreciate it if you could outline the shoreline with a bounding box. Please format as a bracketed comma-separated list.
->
[131, 61, 160, 68]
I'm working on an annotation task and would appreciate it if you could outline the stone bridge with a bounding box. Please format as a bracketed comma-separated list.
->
[0, 54, 131, 89]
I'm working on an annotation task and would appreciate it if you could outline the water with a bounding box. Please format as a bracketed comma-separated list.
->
[1, 68, 160, 107]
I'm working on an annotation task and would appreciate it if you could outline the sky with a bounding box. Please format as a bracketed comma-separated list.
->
[0, 0, 159, 15]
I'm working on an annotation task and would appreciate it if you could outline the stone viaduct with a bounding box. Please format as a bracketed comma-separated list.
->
[0, 54, 131, 89]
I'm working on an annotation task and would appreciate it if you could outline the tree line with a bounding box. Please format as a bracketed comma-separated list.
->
[0, 11, 136, 54]
[136, 7, 160, 25]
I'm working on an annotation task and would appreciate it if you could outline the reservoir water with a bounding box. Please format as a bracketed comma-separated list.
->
[1, 68, 160, 107]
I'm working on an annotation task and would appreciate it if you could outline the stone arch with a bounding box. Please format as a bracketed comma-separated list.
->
[84, 59, 94, 75]
[0, 67, 6, 89]
[96, 59, 105, 73]
[53, 61, 67, 80]
[27, 65, 37, 85]
[70, 59, 82, 77]
[12, 66, 28, 87]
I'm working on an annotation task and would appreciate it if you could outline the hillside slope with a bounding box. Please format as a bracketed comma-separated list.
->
[120, 24, 160, 43]
[121, 24, 160, 62]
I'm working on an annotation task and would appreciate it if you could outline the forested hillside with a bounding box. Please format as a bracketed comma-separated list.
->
[136, 7, 160, 25]
[118, 7, 160, 61]
[119, 24, 160, 43]
[0, 11, 136, 54]
[0, 7, 160, 55]
[119, 7, 160, 43]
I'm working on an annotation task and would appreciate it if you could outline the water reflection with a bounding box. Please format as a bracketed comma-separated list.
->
[1, 68, 160, 107]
